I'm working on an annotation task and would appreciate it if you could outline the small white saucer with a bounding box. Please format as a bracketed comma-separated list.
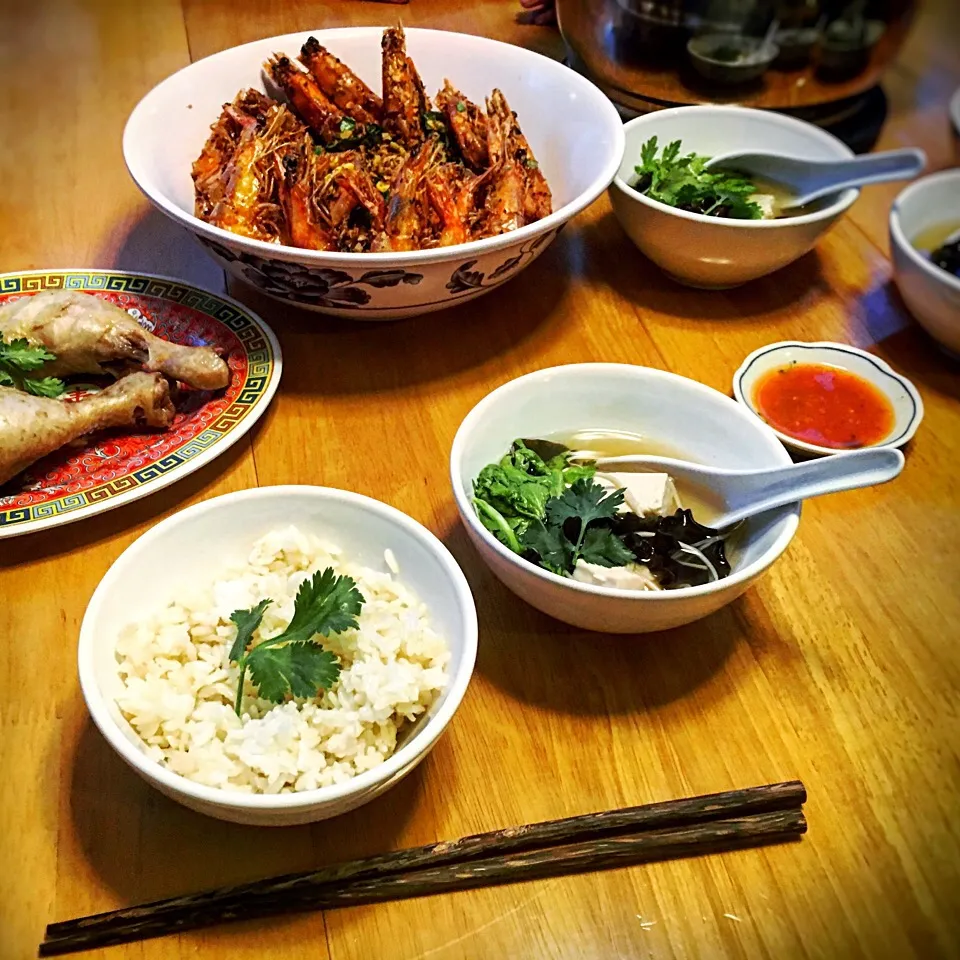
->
[732, 341, 924, 457]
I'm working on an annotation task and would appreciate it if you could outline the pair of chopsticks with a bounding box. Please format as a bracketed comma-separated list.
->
[40, 780, 806, 956]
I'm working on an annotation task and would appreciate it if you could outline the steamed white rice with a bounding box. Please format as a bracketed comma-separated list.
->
[114, 526, 450, 794]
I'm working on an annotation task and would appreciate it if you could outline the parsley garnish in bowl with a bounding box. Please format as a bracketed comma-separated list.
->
[227, 567, 364, 717]
[633, 136, 763, 220]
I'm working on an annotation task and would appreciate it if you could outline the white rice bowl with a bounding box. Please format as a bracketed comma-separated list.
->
[114, 526, 450, 795]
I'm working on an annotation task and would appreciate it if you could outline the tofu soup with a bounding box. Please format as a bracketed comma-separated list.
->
[471, 433, 737, 592]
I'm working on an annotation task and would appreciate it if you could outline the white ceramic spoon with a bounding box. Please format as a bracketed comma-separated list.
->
[703, 148, 926, 210]
[579, 447, 905, 529]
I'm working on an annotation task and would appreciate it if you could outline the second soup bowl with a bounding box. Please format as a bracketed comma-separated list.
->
[609, 105, 858, 289]
[450, 364, 800, 633]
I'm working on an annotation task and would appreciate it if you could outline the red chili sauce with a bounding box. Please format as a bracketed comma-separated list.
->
[753, 362, 895, 449]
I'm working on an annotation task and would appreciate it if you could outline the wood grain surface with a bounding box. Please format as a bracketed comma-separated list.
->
[1, 1, 959, 959]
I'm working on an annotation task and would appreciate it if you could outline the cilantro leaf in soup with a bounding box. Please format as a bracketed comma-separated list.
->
[579, 526, 636, 568]
[521, 519, 574, 575]
[633, 136, 763, 220]
[520, 479, 632, 575]
[545, 478, 625, 529]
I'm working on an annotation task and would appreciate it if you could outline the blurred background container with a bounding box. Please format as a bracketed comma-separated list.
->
[555, 0, 915, 151]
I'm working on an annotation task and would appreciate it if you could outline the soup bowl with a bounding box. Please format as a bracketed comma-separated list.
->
[450, 364, 800, 634]
[123, 27, 624, 320]
[889, 169, 960, 356]
[608, 105, 858, 288]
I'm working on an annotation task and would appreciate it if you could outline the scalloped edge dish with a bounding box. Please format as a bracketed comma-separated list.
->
[733, 341, 923, 457]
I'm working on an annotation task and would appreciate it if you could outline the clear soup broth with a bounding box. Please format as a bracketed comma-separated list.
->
[549, 428, 723, 524]
[912, 221, 960, 253]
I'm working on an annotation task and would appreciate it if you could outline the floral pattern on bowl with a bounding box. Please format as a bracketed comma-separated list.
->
[197, 228, 559, 320]
[197, 238, 423, 308]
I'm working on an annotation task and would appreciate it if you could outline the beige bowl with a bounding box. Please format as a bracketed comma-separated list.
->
[608, 105, 858, 289]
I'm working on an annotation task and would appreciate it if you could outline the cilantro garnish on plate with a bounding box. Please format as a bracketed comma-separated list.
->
[633, 136, 763, 220]
[0, 336, 66, 397]
[228, 568, 364, 716]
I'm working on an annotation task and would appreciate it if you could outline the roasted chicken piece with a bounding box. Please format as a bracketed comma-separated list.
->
[0, 291, 230, 390]
[0, 372, 174, 485]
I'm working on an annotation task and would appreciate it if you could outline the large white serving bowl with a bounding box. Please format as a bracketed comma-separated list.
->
[450, 364, 800, 634]
[889, 168, 960, 356]
[123, 27, 624, 320]
[608, 105, 858, 289]
[78, 486, 478, 826]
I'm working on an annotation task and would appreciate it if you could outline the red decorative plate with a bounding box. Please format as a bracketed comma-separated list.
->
[0, 270, 282, 538]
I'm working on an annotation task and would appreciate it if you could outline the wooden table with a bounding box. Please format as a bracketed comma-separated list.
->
[3, 2, 959, 958]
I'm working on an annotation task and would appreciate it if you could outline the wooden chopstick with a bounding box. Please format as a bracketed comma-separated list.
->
[41, 782, 805, 956]
[41, 809, 806, 956]
[46, 781, 804, 936]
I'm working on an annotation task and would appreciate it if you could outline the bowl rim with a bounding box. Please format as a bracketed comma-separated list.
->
[611, 105, 859, 229]
[889, 168, 960, 297]
[77, 484, 478, 811]
[122, 25, 626, 267]
[732, 340, 925, 456]
[449, 362, 800, 603]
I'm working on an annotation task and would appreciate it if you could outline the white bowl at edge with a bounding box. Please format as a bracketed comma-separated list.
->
[889, 168, 960, 356]
[78, 486, 478, 826]
[608, 105, 858, 289]
[733, 341, 924, 457]
[449, 363, 799, 634]
[123, 27, 625, 320]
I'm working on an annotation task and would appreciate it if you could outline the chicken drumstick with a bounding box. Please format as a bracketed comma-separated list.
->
[0, 372, 175, 485]
[0, 291, 230, 391]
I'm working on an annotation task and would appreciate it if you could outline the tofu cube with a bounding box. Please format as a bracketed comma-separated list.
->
[596, 472, 682, 518]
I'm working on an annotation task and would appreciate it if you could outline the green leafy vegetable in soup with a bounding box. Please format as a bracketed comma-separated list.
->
[471, 439, 595, 552]
[633, 136, 764, 220]
[227, 567, 364, 716]
[472, 437, 735, 590]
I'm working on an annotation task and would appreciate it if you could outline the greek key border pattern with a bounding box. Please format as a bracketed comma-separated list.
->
[0, 273, 275, 528]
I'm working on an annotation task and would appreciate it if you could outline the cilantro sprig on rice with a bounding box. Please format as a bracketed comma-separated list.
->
[228, 567, 364, 716]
